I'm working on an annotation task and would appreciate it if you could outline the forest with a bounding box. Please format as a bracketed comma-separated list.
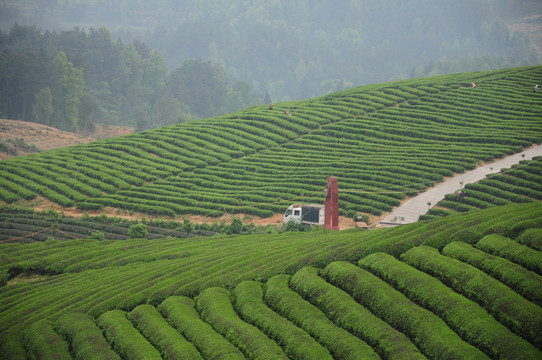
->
[0, 26, 261, 132]
[0, 0, 540, 133]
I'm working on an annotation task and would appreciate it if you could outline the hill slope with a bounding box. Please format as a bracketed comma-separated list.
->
[1, 203, 541, 358]
[0, 119, 134, 160]
[1, 66, 541, 225]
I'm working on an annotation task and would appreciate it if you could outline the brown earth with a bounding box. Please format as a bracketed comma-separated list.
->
[0, 119, 134, 160]
[29, 197, 359, 229]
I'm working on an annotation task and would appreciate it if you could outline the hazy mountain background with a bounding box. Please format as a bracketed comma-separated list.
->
[1, 0, 541, 131]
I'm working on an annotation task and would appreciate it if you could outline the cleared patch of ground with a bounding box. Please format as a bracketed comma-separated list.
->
[0, 119, 134, 160]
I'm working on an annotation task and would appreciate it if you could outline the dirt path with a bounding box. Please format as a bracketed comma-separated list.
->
[380, 143, 542, 226]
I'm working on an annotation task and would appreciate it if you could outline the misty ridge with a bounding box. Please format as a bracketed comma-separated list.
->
[0, 0, 541, 132]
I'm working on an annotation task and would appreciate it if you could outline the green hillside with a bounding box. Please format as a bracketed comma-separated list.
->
[1, 66, 542, 222]
[1, 203, 541, 358]
[1, 67, 542, 358]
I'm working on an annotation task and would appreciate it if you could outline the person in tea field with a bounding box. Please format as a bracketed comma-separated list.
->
[534, 85, 538, 93]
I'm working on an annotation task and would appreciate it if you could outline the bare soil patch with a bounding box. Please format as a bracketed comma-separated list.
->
[0, 119, 134, 160]
[27, 197, 360, 230]
[7, 273, 48, 286]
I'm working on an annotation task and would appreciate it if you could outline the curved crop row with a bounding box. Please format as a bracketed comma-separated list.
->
[196, 287, 288, 359]
[97, 310, 162, 360]
[24, 319, 71, 360]
[289, 266, 424, 360]
[56, 313, 120, 360]
[432, 158, 542, 218]
[359, 252, 540, 359]
[232, 280, 333, 360]
[129, 304, 201, 359]
[517, 228, 542, 250]
[442, 241, 542, 305]
[476, 234, 542, 275]
[263, 274, 379, 360]
[158, 296, 245, 360]
[401, 245, 542, 348]
[322, 261, 488, 359]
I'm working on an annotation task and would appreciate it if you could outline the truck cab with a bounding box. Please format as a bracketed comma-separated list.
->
[284, 203, 325, 226]
[283, 204, 303, 224]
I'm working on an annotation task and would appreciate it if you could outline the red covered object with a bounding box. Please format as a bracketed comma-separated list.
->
[325, 176, 339, 230]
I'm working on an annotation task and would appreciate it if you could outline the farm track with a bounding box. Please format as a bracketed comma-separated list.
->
[381, 144, 542, 225]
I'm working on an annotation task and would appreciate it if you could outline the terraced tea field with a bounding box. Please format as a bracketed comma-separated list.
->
[1, 66, 542, 359]
[1, 203, 541, 358]
[1, 66, 541, 221]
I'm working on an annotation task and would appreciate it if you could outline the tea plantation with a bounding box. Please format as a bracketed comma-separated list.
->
[0, 203, 541, 358]
[0, 66, 541, 220]
[1, 66, 542, 359]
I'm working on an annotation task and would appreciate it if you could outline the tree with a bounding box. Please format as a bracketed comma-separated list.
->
[142, 50, 168, 104]
[153, 94, 183, 127]
[32, 87, 53, 125]
[224, 86, 244, 114]
[128, 223, 148, 238]
[171, 59, 227, 119]
[183, 218, 193, 236]
[228, 217, 243, 235]
[135, 110, 149, 132]
[52, 51, 85, 131]
[223, 80, 259, 113]
[118, 44, 143, 91]
[77, 92, 97, 135]
[90, 231, 105, 241]
[264, 91, 272, 105]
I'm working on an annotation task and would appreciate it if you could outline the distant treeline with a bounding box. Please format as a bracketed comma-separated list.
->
[0, 26, 262, 132]
[0, 1, 540, 132]
[2, 0, 539, 103]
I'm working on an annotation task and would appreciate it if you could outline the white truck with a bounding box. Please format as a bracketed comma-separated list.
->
[283, 203, 325, 226]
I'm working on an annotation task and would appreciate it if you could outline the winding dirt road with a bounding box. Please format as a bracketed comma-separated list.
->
[380, 143, 542, 226]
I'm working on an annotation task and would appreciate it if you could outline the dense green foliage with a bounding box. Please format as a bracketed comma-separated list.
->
[158, 296, 245, 359]
[2, 1, 539, 103]
[0, 26, 261, 131]
[233, 280, 333, 360]
[56, 313, 120, 360]
[1, 203, 541, 358]
[1, 66, 541, 223]
[129, 304, 202, 359]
